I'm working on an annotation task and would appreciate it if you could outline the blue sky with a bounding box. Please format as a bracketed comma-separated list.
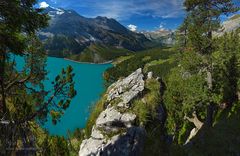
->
[38, 0, 240, 31]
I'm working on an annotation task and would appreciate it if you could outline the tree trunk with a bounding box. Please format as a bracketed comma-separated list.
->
[184, 29, 187, 47]
[0, 49, 7, 155]
[184, 111, 203, 130]
[206, 103, 214, 127]
[205, 60, 215, 127]
[0, 50, 6, 114]
[184, 111, 203, 144]
[206, 69, 213, 91]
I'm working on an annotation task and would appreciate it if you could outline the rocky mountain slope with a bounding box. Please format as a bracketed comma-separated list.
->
[142, 14, 240, 45]
[222, 14, 240, 32]
[39, 7, 148, 61]
[215, 14, 240, 36]
[142, 29, 175, 45]
[79, 69, 164, 156]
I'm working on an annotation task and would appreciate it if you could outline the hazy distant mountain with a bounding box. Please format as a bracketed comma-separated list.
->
[215, 14, 240, 36]
[141, 29, 175, 46]
[39, 6, 148, 61]
[143, 14, 240, 45]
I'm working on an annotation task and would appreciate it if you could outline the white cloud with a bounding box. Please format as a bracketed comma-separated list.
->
[160, 24, 165, 29]
[39, 1, 49, 8]
[59, 0, 184, 20]
[128, 24, 137, 31]
[159, 22, 166, 30]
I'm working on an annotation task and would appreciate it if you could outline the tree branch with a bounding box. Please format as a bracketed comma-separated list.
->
[4, 74, 31, 91]
[18, 82, 66, 124]
[184, 111, 203, 129]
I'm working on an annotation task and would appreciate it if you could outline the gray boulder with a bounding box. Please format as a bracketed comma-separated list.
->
[107, 68, 144, 101]
[100, 127, 146, 156]
[79, 138, 106, 156]
[79, 69, 146, 156]
[147, 71, 153, 79]
[79, 127, 146, 156]
[107, 68, 144, 108]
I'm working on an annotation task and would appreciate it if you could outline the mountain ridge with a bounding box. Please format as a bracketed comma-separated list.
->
[141, 29, 175, 45]
[219, 14, 240, 35]
[39, 6, 149, 62]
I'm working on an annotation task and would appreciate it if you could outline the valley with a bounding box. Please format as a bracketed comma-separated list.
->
[0, 0, 240, 156]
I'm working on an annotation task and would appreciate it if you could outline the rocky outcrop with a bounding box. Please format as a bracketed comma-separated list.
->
[79, 68, 146, 156]
[214, 14, 240, 36]
[221, 15, 240, 33]
[107, 68, 144, 108]
[147, 71, 153, 80]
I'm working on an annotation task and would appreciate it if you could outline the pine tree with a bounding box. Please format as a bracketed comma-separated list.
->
[0, 1, 76, 154]
[0, 0, 48, 117]
[182, 0, 238, 126]
[165, 0, 239, 143]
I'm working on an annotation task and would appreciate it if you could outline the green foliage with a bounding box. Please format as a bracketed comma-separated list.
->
[0, 2, 49, 153]
[49, 65, 77, 124]
[1, 37, 77, 155]
[164, 31, 240, 140]
[161, 0, 240, 153]
[185, 105, 240, 155]
[132, 100, 149, 124]
[0, 1, 78, 154]
[0, 0, 49, 55]
[177, 122, 192, 145]
[183, 0, 237, 54]
[131, 79, 161, 125]
[164, 0, 239, 133]
[44, 35, 85, 57]
[145, 79, 162, 118]
[68, 43, 133, 63]
[85, 95, 107, 137]
[104, 47, 177, 84]
[212, 32, 240, 104]
[146, 59, 177, 78]
[42, 135, 70, 156]
[164, 67, 207, 131]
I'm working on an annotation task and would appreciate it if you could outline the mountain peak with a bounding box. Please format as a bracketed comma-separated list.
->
[39, 8, 148, 60]
[95, 16, 108, 20]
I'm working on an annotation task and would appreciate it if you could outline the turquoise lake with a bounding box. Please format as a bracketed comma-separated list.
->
[16, 56, 112, 136]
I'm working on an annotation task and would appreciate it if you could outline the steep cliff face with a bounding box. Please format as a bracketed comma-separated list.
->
[79, 69, 162, 156]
